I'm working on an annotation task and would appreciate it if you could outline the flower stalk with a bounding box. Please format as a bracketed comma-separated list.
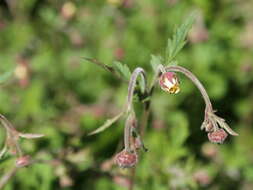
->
[124, 112, 136, 152]
[164, 65, 212, 111]
[126, 67, 147, 113]
[123, 67, 147, 153]
[162, 65, 238, 138]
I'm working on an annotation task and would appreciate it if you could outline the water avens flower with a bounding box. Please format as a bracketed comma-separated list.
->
[159, 72, 180, 94]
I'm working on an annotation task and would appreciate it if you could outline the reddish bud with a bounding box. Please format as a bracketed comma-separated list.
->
[115, 150, 138, 168]
[159, 72, 180, 94]
[16, 155, 31, 167]
[208, 129, 228, 144]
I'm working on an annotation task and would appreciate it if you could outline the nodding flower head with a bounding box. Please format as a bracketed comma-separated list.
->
[159, 72, 180, 94]
[115, 150, 138, 168]
[208, 128, 228, 144]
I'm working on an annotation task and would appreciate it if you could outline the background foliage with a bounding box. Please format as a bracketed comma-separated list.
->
[0, 0, 253, 189]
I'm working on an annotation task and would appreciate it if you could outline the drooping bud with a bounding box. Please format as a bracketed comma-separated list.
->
[208, 129, 228, 144]
[16, 155, 31, 167]
[115, 150, 138, 168]
[159, 72, 180, 94]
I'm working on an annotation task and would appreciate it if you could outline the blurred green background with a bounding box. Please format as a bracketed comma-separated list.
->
[0, 0, 253, 189]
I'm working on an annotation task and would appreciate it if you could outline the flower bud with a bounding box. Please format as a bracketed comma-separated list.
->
[159, 72, 180, 94]
[16, 155, 31, 167]
[208, 129, 228, 144]
[115, 150, 138, 168]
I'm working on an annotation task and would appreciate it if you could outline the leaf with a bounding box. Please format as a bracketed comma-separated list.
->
[166, 14, 195, 64]
[0, 70, 13, 84]
[113, 61, 131, 81]
[19, 133, 45, 139]
[88, 112, 124, 136]
[83, 57, 129, 82]
[150, 55, 163, 72]
[83, 57, 116, 74]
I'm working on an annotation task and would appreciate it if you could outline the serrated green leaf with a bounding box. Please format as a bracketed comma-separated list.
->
[166, 14, 195, 64]
[0, 70, 13, 84]
[88, 111, 124, 135]
[113, 61, 131, 81]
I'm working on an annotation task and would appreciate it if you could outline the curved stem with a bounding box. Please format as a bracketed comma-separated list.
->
[124, 67, 147, 152]
[126, 67, 147, 112]
[124, 112, 135, 152]
[164, 65, 213, 111]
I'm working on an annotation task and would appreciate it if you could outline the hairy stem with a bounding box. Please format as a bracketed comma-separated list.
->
[124, 112, 134, 152]
[124, 67, 148, 152]
[127, 96, 151, 190]
[164, 65, 213, 111]
[126, 67, 147, 112]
